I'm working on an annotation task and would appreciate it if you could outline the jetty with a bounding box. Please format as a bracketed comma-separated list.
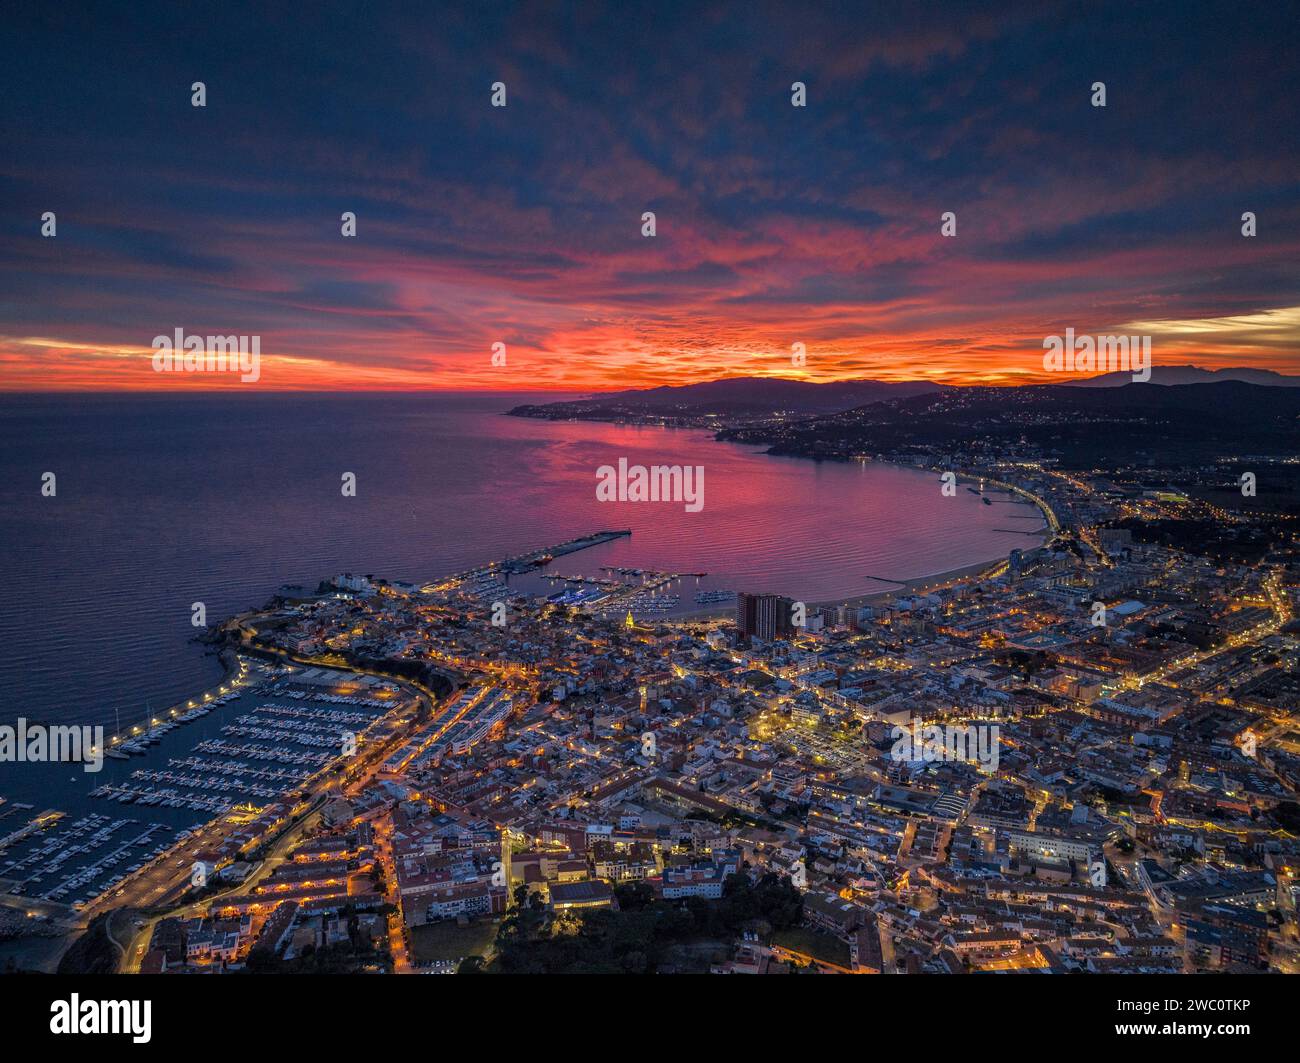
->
[426, 531, 633, 590]
[501, 530, 631, 573]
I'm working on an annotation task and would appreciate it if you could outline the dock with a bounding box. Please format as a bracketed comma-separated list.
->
[500, 530, 631, 573]
[426, 530, 632, 590]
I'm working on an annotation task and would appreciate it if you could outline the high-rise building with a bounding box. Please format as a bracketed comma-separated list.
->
[1009, 548, 1025, 582]
[736, 592, 795, 642]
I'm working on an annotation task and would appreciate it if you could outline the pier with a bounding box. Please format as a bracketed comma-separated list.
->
[425, 530, 632, 590]
[500, 529, 631, 573]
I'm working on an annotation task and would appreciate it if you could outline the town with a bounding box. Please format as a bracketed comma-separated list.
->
[41, 445, 1295, 977]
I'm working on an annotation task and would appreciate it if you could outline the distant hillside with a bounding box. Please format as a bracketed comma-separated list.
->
[1067, 364, 1300, 387]
[717, 380, 1300, 467]
[508, 377, 945, 422]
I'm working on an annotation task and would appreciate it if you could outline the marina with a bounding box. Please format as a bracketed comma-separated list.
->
[449, 539, 741, 622]
[0, 813, 174, 907]
[0, 659, 409, 912]
[103, 656, 264, 756]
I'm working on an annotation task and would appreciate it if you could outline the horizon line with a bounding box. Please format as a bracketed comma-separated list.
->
[2, 366, 1297, 397]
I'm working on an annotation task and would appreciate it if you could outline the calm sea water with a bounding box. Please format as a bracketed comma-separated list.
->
[0, 392, 1041, 730]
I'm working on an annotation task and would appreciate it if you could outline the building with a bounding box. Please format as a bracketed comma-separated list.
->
[1006, 829, 1100, 866]
[1184, 920, 1262, 970]
[803, 894, 865, 937]
[736, 592, 795, 643]
[548, 880, 615, 911]
[851, 917, 883, 974]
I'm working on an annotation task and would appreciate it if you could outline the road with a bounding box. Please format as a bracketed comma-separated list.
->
[371, 816, 413, 973]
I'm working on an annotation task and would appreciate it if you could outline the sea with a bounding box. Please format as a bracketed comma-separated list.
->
[0, 391, 1045, 733]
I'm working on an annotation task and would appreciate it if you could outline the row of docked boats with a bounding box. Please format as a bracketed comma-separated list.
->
[695, 589, 737, 603]
[106, 689, 245, 757]
[89, 783, 234, 813]
[0, 813, 174, 907]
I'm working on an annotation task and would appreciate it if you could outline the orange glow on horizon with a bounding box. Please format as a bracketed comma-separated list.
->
[3, 323, 1295, 393]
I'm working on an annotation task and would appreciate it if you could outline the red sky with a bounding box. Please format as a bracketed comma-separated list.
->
[3, 3, 1298, 392]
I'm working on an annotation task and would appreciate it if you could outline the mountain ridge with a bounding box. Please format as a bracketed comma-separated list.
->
[507, 366, 1300, 423]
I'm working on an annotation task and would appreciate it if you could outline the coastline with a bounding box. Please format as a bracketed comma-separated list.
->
[830, 556, 1009, 608]
[503, 417, 1056, 621]
[623, 439, 1052, 619]
[663, 555, 1013, 623]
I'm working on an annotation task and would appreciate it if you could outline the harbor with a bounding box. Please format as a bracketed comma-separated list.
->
[103, 656, 262, 758]
[438, 530, 743, 622]
[424, 529, 634, 593]
[499, 529, 632, 573]
[0, 657, 411, 914]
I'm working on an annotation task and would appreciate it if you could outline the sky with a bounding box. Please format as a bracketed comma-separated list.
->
[2, 0, 1298, 391]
